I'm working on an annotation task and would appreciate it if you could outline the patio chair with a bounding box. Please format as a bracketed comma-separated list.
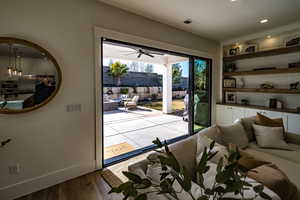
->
[124, 95, 139, 110]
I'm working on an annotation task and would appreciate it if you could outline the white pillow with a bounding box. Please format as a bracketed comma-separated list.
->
[252, 124, 292, 150]
[218, 120, 249, 149]
[197, 125, 223, 145]
[196, 135, 228, 165]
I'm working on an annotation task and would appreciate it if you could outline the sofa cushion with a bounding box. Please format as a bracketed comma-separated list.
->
[248, 142, 300, 164]
[147, 135, 197, 178]
[255, 112, 286, 140]
[253, 124, 291, 150]
[218, 120, 249, 149]
[146, 161, 280, 200]
[197, 125, 223, 145]
[196, 135, 228, 165]
[244, 145, 300, 190]
[241, 116, 256, 141]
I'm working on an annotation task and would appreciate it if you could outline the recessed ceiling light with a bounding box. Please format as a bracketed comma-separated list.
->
[260, 19, 269, 24]
[230, 0, 237, 2]
[184, 19, 192, 24]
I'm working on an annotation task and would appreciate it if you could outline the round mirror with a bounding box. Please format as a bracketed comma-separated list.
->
[0, 37, 61, 114]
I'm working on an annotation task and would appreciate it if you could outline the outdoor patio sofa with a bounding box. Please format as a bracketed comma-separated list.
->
[128, 116, 300, 200]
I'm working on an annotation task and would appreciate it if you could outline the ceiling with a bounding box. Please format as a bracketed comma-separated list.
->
[103, 42, 188, 65]
[98, 0, 300, 41]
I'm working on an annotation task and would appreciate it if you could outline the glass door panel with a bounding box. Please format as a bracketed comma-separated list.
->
[193, 58, 211, 133]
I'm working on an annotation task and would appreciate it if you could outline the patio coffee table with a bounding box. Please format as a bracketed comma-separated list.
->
[104, 100, 119, 111]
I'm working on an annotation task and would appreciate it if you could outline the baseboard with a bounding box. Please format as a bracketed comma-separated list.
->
[0, 161, 96, 200]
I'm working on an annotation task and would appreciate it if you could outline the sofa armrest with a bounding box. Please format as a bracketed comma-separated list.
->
[128, 159, 149, 177]
[287, 133, 300, 145]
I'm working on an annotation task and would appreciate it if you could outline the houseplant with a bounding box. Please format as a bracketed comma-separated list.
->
[110, 138, 271, 200]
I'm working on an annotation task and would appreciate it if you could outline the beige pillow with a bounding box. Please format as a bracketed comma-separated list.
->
[197, 125, 223, 145]
[240, 116, 256, 141]
[252, 124, 291, 150]
[218, 120, 249, 149]
[196, 135, 228, 165]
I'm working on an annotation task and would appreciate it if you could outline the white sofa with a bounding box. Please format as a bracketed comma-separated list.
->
[128, 117, 300, 200]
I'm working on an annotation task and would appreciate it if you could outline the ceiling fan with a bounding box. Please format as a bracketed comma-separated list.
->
[122, 47, 164, 58]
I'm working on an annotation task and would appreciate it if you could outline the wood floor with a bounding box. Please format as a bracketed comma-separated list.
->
[15, 171, 123, 200]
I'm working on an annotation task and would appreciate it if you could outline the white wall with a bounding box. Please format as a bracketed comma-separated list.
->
[0, 0, 220, 199]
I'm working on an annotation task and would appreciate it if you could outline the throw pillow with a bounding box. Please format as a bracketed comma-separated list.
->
[228, 143, 270, 170]
[197, 125, 223, 145]
[240, 116, 256, 142]
[196, 135, 228, 165]
[218, 120, 249, 149]
[252, 124, 291, 150]
[255, 112, 287, 139]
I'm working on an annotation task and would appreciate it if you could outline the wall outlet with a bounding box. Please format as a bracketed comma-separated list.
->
[66, 104, 82, 112]
[8, 164, 20, 175]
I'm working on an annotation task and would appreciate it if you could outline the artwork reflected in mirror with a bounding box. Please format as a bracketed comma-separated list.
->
[0, 38, 61, 113]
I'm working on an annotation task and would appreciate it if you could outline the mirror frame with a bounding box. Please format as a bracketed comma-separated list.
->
[0, 37, 62, 114]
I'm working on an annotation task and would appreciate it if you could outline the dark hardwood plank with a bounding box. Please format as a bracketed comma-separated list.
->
[15, 171, 122, 200]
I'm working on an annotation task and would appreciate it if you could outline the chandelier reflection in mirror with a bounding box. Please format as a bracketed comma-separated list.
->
[0, 38, 61, 114]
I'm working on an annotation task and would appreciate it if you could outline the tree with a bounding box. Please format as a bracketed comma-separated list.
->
[145, 64, 154, 73]
[108, 61, 128, 86]
[172, 63, 182, 84]
[194, 61, 207, 93]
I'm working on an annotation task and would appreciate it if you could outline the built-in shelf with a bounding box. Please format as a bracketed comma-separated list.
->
[223, 45, 300, 62]
[217, 103, 300, 115]
[223, 88, 300, 94]
[224, 67, 300, 76]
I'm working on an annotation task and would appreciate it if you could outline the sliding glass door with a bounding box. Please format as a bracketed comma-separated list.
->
[100, 38, 212, 166]
[190, 58, 212, 133]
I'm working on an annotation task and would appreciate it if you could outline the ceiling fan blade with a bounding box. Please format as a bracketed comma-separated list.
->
[124, 52, 138, 56]
[144, 53, 154, 58]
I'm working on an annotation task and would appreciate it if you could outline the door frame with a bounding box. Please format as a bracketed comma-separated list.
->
[94, 26, 215, 169]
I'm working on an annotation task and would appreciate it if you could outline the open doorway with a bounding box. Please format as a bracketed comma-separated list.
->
[101, 39, 211, 166]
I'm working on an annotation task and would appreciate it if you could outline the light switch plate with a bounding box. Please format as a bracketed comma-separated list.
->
[66, 104, 82, 112]
[9, 164, 20, 175]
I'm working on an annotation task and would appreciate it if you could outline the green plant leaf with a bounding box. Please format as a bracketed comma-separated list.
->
[182, 167, 192, 192]
[135, 193, 147, 200]
[253, 184, 264, 193]
[259, 191, 272, 200]
[152, 138, 163, 148]
[217, 157, 224, 173]
[209, 140, 215, 150]
[122, 171, 142, 184]
[136, 179, 152, 189]
[197, 196, 209, 200]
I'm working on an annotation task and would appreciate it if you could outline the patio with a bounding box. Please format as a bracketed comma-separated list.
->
[104, 107, 188, 159]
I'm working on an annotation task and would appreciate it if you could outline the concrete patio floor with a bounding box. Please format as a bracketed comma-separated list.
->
[104, 107, 188, 159]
